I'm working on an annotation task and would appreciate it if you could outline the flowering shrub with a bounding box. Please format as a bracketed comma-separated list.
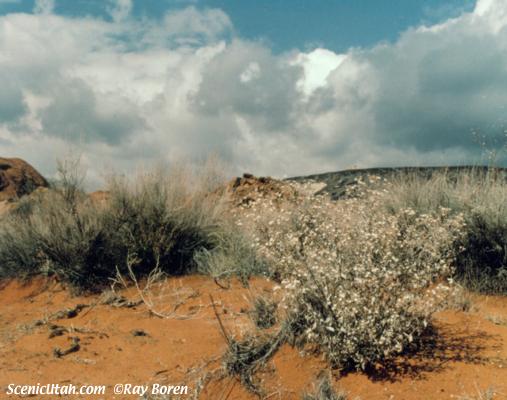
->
[382, 169, 507, 294]
[237, 180, 466, 370]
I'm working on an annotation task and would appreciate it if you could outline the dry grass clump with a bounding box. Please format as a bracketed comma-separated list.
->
[223, 331, 285, 394]
[0, 159, 265, 290]
[238, 181, 465, 370]
[250, 295, 277, 329]
[485, 314, 507, 326]
[302, 373, 348, 400]
[382, 168, 507, 294]
[457, 385, 498, 400]
[193, 235, 268, 286]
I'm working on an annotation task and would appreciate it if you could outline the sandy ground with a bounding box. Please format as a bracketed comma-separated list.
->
[0, 277, 506, 400]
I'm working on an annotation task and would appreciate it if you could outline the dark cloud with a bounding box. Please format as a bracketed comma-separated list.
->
[367, 21, 507, 156]
[0, 76, 27, 122]
[38, 79, 145, 144]
[189, 41, 303, 132]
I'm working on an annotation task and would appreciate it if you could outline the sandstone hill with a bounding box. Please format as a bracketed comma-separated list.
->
[0, 157, 48, 202]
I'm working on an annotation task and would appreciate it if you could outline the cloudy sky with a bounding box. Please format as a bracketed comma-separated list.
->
[0, 0, 506, 185]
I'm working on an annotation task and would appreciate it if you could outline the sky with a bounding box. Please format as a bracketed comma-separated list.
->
[0, 0, 506, 185]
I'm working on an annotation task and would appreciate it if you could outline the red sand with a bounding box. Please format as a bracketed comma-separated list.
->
[1, 277, 507, 399]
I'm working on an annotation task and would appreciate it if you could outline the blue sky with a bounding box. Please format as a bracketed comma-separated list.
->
[0, 0, 476, 52]
[0, 0, 506, 185]
[202, 0, 476, 52]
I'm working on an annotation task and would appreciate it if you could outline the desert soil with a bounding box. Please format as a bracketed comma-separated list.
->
[1, 277, 507, 399]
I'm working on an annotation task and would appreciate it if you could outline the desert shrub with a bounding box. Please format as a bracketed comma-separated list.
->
[383, 168, 507, 294]
[0, 181, 124, 288]
[194, 235, 269, 285]
[0, 160, 262, 290]
[458, 210, 507, 293]
[104, 167, 227, 276]
[106, 166, 268, 282]
[250, 295, 277, 329]
[0, 209, 45, 280]
[248, 185, 464, 370]
[302, 373, 346, 400]
[224, 331, 285, 394]
[0, 160, 106, 284]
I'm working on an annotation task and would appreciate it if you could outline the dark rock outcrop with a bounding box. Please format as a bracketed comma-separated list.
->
[289, 166, 507, 200]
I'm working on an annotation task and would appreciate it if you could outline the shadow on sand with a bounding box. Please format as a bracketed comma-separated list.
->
[350, 323, 503, 383]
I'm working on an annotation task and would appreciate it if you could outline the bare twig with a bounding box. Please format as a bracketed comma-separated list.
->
[110, 255, 203, 320]
[209, 294, 231, 346]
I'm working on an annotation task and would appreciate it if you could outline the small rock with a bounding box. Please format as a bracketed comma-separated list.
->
[131, 329, 149, 337]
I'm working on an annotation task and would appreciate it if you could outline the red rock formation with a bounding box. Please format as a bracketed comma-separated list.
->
[0, 157, 48, 201]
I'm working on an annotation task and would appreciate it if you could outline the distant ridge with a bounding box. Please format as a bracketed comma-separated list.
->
[289, 166, 507, 200]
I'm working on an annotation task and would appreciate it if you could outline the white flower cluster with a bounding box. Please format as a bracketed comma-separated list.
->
[235, 178, 466, 370]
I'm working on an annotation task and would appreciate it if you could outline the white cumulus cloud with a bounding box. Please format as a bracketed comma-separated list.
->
[33, 0, 54, 15]
[0, 1, 506, 187]
[107, 0, 133, 23]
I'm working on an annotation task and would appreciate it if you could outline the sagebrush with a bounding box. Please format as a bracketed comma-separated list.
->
[0, 160, 265, 290]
